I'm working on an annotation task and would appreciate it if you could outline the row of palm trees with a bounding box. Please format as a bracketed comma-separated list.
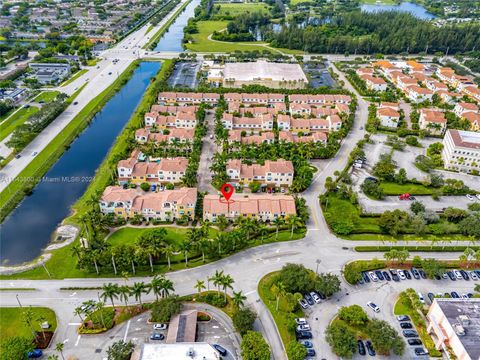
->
[194, 270, 247, 308]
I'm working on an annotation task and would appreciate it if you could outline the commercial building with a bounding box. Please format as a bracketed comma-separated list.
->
[29, 62, 70, 84]
[140, 343, 220, 360]
[203, 193, 296, 222]
[442, 129, 480, 173]
[223, 60, 308, 89]
[99, 186, 197, 221]
[427, 298, 480, 360]
[226, 159, 294, 188]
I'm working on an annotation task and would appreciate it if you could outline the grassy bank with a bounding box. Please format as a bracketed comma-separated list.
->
[355, 245, 480, 252]
[33, 91, 60, 103]
[0, 106, 39, 142]
[143, 0, 192, 50]
[216, 3, 270, 16]
[60, 69, 88, 87]
[0, 61, 142, 223]
[0, 307, 57, 347]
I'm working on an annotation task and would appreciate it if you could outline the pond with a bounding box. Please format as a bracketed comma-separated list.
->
[0, 62, 161, 265]
[360, 2, 436, 20]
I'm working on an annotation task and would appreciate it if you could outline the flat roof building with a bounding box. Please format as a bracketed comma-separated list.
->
[442, 129, 480, 173]
[427, 298, 480, 360]
[140, 343, 220, 360]
[223, 60, 308, 89]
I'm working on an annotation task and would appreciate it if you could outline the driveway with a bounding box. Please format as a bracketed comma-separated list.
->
[197, 111, 218, 193]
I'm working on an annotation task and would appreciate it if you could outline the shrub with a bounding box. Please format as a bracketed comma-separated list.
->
[338, 305, 368, 326]
[150, 296, 181, 323]
[325, 322, 357, 358]
[232, 308, 256, 335]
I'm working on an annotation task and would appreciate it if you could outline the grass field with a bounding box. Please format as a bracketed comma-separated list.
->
[0, 307, 57, 346]
[185, 20, 275, 53]
[34, 91, 60, 103]
[379, 182, 433, 195]
[0, 106, 39, 142]
[60, 69, 88, 87]
[217, 3, 270, 16]
[290, 0, 314, 5]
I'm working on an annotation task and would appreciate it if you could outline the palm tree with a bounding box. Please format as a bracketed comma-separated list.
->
[21, 308, 36, 338]
[232, 290, 247, 308]
[131, 282, 149, 307]
[220, 273, 234, 301]
[162, 244, 175, 270]
[36, 314, 47, 341]
[258, 225, 270, 244]
[286, 215, 302, 239]
[118, 285, 131, 309]
[70, 245, 82, 262]
[55, 342, 65, 360]
[94, 301, 106, 328]
[161, 277, 174, 298]
[272, 217, 284, 239]
[47, 355, 59, 360]
[212, 270, 224, 296]
[273, 281, 286, 311]
[196, 237, 210, 263]
[101, 283, 120, 308]
[73, 306, 85, 323]
[194, 280, 206, 294]
[150, 275, 164, 301]
[179, 240, 192, 267]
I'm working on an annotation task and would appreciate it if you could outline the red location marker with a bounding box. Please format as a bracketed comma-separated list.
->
[221, 183, 234, 201]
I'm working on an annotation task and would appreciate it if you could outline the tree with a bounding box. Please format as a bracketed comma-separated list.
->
[338, 305, 368, 326]
[1, 336, 34, 360]
[232, 290, 247, 308]
[273, 217, 284, 239]
[286, 215, 303, 239]
[277, 263, 314, 294]
[131, 282, 149, 307]
[151, 296, 182, 323]
[286, 341, 307, 360]
[373, 153, 396, 180]
[421, 258, 446, 278]
[394, 168, 408, 184]
[410, 201, 425, 214]
[55, 342, 65, 360]
[367, 319, 404, 356]
[101, 283, 120, 308]
[240, 331, 271, 360]
[378, 210, 409, 236]
[232, 307, 256, 335]
[220, 273, 235, 301]
[194, 280, 206, 294]
[106, 340, 135, 360]
[361, 178, 384, 199]
[315, 273, 341, 297]
[140, 182, 150, 191]
[118, 285, 131, 308]
[458, 213, 480, 238]
[325, 322, 357, 358]
[342, 262, 363, 284]
[248, 181, 261, 193]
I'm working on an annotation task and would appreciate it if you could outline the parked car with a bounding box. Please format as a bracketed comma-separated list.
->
[297, 324, 311, 331]
[304, 293, 315, 306]
[367, 301, 380, 313]
[296, 330, 313, 339]
[306, 348, 316, 357]
[427, 293, 435, 303]
[397, 269, 406, 280]
[316, 292, 326, 300]
[153, 323, 167, 330]
[447, 271, 456, 281]
[73, 101, 78, 105]
[27, 349, 43, 358]
[392, 272, 400, 282]
[466, 194, 475, 201]
[150, 332, 164, 340]
[311, 291, 321, 304]
[400, 322, 413, 329]
[453, 269, 463, 280]
[460, 270, 470, 280]
[411, 267, 420, 279]
[299, 299, 309, 309]
[417, 292, 425, 304]
[300, 340, 313, 348]
[404, 270, 412, 279]
[451, 291, 460, 298]
[365, 341, 376, 356]
[357, 340, 366, 355]
[414, 348, 429, 356]
[150, 184, 157, 192]
[382, 271, 391, 281]
[31, 151, 38, 156]
[362, 272, 371, 283]
[213, 344, 227, 356]
[295, 318, 307, 325]
[408, 339, 422, 346]
[419, 270, 427, 279]
[469, 271, 479, 280]
[15, 154, 21, 159]
[403, 330, 419, 337]
[396, 315, 410, 321]
[368, 271, 379, 282]
[375, 270, 384, 280]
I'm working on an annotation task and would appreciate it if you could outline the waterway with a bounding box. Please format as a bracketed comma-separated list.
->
[153, 0, 202, 52]
[0, 62, 161, 265]
[361, 2, 436, 20]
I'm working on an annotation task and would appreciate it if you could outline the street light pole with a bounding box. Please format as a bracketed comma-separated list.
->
[315, 259, 321, 275]
[16, 294, 23, 307]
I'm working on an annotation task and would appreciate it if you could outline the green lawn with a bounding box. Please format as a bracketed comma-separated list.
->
[0, 106, 39, 142]
[60, 69, 88, 87]
[34, 91, 60, 103]
[0, 307, 57, 346]
[185, 21, 275, 53]
[258, 272, 304, 347]
[217, 3, 270, 16]
[360, 0, 397, 4]
[379, 182, 433, 195]
[290, 0, 314, 5]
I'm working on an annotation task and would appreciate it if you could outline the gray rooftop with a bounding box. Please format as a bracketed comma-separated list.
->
[435, 298, 480, 360]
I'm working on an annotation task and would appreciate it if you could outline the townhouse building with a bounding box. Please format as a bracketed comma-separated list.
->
[157, 92, 220, 105]
[221, 113, 273, 131]
[226, 159, 294, 188]
[135, 128, 195, 145]
[360, 74, 388, 91]
[279, 131, 327, 144]
[117, 157, 189, 185]
[377, 103, 401, 128]
[224, 92, 285, 106]
[406, 85, 434, 103]
[227, 130, 275, 145]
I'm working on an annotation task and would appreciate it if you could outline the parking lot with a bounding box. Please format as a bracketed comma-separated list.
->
[295, 268, 478, 360]
[303, 62, 338, 88]
[167, 61, 201, 88]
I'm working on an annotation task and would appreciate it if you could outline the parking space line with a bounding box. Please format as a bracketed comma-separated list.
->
[123, 320, 131, 342]
[74, 335, 81, 347]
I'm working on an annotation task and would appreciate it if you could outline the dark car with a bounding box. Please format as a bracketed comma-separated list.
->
[451, 291, 460, 298]
[411, 267, 420, 279]
[296, 330, 313, 339]
[467, 293, 474, 298]
[300, 340, 313, 348]
[408, 339, 423, 346]
[397, 315, 410, 321]
[404, 270, 412, 279]
[428, 292, 435, 303]
[73, 101, 78, 105]
[362, 272, 371, 283]
[375, 270, 384, 280]
[316, 291, 326, 300]
[365, 341, 376, 356]
[434, 274, 441, 280]
[382, 271, 391, 281]
[366, 177, 378, 182]
[357, 340, 366, 355]
[447, 271, 456, 281]
[150, 333, 164, 340]
[27, 349, 43, 358]
[414, 348, 429, 356]
[304, 293, 315, 306]
[403, 330, 419, 337]
[419, 270, 427, 279]
[460, 270, 470, 280]
[213, 344, 228, 356]
[306, 348, 316, 357]
[475, 270, 480, 278]
[400, 322, 413, 329]
[392, 272, 400, 281]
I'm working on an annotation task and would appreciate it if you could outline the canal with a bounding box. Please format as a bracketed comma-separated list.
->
[0, 62, 161, 265]
[154, 0, 201, 52]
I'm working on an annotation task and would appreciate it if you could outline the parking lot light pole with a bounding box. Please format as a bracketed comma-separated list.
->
[16, 294, 23, 307]
[315, 259, 321, 275]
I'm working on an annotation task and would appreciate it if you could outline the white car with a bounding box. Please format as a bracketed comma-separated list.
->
[368, 271, 379, 282]
[297, 324, 311, 331]
[397, 269, 406, 280]
[295, 318, 307, 325]
[31, 151, 38, 156]
[417, 292, 425, 304]
[153, 323, 167, 330]
[469, 271, 478, 280]
[453, 269, 463, 280]
[367, 301, 380, 313]
[311, 292, 321, 304]
[466, 194, 475, 201]
[462, 294, 469, 299]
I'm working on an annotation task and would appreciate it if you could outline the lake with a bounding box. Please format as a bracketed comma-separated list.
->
[361, 2, 436, 20]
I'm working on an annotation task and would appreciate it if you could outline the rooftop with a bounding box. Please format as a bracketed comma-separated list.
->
[140, 343, 220, 360]
[448, 129, 480, 150]
[223, 60, 308, 83]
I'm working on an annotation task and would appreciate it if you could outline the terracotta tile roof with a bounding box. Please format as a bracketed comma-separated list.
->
[380, 102, 400, 109]
[457, 102, 479, 112]
[361, 74, 387, 85]
[462, 112, 480, 125]
[101, 186, 138, 202]
[158, 157, 189, 172]
[203, 194, 296, 216]
[377, 107, 400, 118]
[241, 132, 275, 145]
[132, 188, 197, 213]
[408, 85, 433, 95]
[420, 109, 446, 123]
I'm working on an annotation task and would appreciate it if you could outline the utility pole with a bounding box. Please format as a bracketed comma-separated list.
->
[16, 294, 23, 307]
[315, 259, 321, 275]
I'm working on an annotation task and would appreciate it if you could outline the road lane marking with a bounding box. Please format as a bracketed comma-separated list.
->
[68, 323, 82, 326]
[244, 290, 256, 296]
[123, 320, 131, 342]
[75, 335, 81, 346]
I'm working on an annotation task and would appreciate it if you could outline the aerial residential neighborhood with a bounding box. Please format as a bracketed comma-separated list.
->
[0, 0, 480, 360]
